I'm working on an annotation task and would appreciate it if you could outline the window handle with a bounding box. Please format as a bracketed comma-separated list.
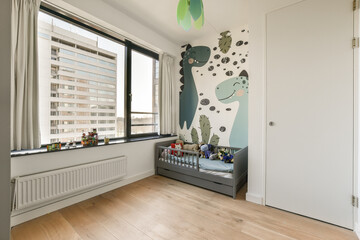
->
[129, 93, 132, 102]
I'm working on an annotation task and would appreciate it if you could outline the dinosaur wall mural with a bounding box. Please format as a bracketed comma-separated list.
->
[215, 71, 249, 148]
[179, 45, 211, 129]
[178, 26, 249, 148]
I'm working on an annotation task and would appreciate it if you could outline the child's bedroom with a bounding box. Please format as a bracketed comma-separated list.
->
[1, 0, 360, 239]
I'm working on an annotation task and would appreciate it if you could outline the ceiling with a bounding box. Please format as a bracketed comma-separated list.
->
[102, 0, 249, 45]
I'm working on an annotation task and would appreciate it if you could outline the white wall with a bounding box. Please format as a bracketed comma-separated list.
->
[247, 0, 302, 204]
[0, 0, 11, 238]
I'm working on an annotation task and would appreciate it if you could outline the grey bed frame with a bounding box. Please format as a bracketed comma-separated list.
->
[155, 140, 248, 199]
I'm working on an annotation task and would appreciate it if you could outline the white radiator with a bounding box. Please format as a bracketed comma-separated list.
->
[12, 156, 127, 211]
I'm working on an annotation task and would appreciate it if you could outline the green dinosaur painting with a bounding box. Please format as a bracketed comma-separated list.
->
[215, 71, 249, 148]
[180, 45, 211, 129]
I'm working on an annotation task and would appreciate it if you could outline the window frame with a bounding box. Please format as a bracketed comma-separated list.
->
[39, 3, 160, 144]
[125, 41, 159, 139]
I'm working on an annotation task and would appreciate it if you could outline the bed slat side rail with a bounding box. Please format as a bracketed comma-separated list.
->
[157, 146, 200, 171]
[155, 140, 176, 174]
[196, 152, 199, 171]
[158, 146, 199, 155]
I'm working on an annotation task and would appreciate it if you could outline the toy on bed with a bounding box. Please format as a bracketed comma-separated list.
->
[171, 142, 183, 156]
[161, 148, 171, 158]
[200, 143, 217, 160]
[183, 143, 199, 151]
[209, 153, 218, 160]
[218, 148, 234, 163]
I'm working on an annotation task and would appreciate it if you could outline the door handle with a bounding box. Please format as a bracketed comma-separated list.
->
[269, 121, 275, 126]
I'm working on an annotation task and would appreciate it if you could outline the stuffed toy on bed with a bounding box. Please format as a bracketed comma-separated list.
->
[200, 144, 213, 159]
[161, 148, 171, 158]
[218, 148, 234, 163]
[222, 154, 234, 163]
[209, 153, 218, 160]
[171, 143, 183, 156]
[183, 143, 199, 152]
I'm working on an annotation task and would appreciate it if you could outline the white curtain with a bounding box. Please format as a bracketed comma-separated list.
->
[159, 53, 177, 135]
[11, 0, 41, 150]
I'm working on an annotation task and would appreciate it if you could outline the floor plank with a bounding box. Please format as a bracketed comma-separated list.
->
[59, 205, 119, 240]
[11, 175, 357, 240]
[11, 211, 81, 240]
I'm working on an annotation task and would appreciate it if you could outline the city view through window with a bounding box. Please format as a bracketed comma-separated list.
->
[38, 11, 159, 144]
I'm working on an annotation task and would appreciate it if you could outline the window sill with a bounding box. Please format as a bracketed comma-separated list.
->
[11, 134, 176, 158]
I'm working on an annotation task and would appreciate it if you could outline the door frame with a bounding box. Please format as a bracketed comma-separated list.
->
[353, 0, 359, 234]
[262, 0, 357, 230]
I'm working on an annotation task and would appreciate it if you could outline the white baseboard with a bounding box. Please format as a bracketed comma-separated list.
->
[246, 192, 264, 205]
[11, 169, 154, 227]
[355, 223, 360, 239]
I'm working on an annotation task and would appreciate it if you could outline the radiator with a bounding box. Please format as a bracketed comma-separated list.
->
[12, 156, 127, 211]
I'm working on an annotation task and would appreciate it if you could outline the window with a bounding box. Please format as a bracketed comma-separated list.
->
[129, 50, 159, 135]
[38, 6, 159, 146]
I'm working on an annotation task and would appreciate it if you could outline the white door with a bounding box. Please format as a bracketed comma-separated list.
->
[266, 0, 354, 229]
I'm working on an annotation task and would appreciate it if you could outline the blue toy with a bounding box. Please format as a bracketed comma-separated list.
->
[222, 154, 234, 163]
[218, 149, 234, 163]
[200, 144, 213, 159]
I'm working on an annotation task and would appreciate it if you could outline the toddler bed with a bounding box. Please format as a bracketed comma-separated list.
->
[155, 140, 248, 198]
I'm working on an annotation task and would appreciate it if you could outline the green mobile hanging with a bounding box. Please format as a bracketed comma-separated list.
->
[177, 0, 204, 31]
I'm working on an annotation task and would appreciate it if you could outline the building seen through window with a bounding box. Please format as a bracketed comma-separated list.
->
[38, 11, 159, 144]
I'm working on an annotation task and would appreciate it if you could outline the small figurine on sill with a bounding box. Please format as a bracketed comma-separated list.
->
[47, 142, 61, 152]
[65, 140, 75, 149]
[81, 129, 99, 147]
[104, 137, 110, 145]
[68, 140, 76, 148]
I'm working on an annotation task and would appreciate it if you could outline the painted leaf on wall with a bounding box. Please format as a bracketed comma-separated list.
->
[199, 115, 211, 144]
[191, 127, 199, 144]
[218, 31, 232, 54]
[209, 134, 220, 146]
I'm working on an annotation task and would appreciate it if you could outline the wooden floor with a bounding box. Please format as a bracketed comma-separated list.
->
[11, 175, 357, 240]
